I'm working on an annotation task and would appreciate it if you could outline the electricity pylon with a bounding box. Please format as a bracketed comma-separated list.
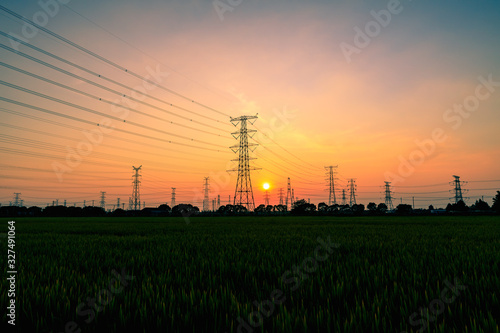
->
[131, 165, 142, 210]
[203, 177, 210, 211]
[286, 178, 292, 210]
[450, 175, 468, 203]
[325, 165, 338, 205]
[348, 179, 357, 206]
[341, 189, 347, 205]
[171, 188, 176, 207]
[100, 191, 106, 210]
[228, 115, 260, 211]
[384, 181, 394, 210]
[278, 188, 284, 205]
[13, 193, 21, 207]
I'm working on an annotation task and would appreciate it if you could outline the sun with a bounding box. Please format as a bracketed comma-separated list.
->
[263, 183, 270, 190]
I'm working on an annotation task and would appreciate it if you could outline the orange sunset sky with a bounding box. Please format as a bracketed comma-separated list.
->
[1, 0, 499, 209]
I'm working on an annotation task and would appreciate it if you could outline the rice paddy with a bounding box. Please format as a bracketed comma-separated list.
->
[1, 216, 499, 332]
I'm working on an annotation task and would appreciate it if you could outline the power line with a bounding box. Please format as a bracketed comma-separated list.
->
[0, 97, 227, 153]
[0, 60, 230, 138]
[0, 6, 231, 118]
[0, 79, 227, 148]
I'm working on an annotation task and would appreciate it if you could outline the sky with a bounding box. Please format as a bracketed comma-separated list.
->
[0, 0, 499, 209]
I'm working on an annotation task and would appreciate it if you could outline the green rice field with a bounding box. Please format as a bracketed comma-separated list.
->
[1, 216, 499, 332]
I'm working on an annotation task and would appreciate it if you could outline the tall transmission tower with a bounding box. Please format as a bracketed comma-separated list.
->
[291, 189, 295, 205]
[171, 188, 176, 207]
[100, 191, 106, 210]
[130, 165, 142, 210]
[384, 181, 394, 210]
[116, 198, 120, 211]
[278, 188, 284, 206]
[325, 165, 338, 205]
[13, 193, 21, 207]
[228, 115, 260, 211]
[450, 175, 467, 203]
[286, 178, 292, 210]
[264, 189, 270, 206]
[203, 177, 210, 212]
[348, 179, 357, 206]
[341, 189, 347, 205]
[217, 195, 220, 209]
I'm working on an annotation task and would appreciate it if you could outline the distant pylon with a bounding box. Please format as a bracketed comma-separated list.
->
[228, 115, 260, 211]
[131, 165, 142, 210]
[278, 188, 284, 206]
[291, 189, 295, 205]
[264, 190, 270, 206]
[217, 195, 220, 209]
[384, 181, 394, 210]
[100, 191, 106, 210]
[348, 179, 357, 206]
[341, 189, 347, 205]
[286, 178, 292, 210]
[450, 175, 468, 203]
[325, 165, 338, 205]
[203, 177, 210, 211]
[13, 193, 21, 207]
[171, 188, 176, 207]
[116, 198, 120, 211]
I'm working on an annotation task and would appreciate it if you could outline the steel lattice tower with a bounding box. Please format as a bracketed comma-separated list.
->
[384, 181, 394, 210]
[171, 188, 176, 207]
[450, 175, 467, 203]
[325, 165, 338, 205]
[348, 179, 357, 206]
[13, 193, 21, 207]
[286, 178, 292, 210]
[278, 188, 284, 205]
[264, 190, 270, 206]
[341, 189, 347, 205]
[203, 177, 210, 211]
[228, 115, 260, 211]
[100, 191, 106, 210]
[131, 165, 142, 210]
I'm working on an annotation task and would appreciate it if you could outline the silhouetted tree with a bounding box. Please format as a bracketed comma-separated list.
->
[351, 204, 365, 215]
[377, 203, 387, 213]
[158, 204, 172, 213]
[367, 202, 377, 212]
[27, 206, 42, 217]
[492, 191, 500, 212]
[217, 204, 247, 215]
[318, 202, 328, 212]
[274, 204, 287, 212]
[111, 208, 127, 217]
[172, 204, 199, 217]
[428, 205, 434, 211]
[471, 199, 489, 211]
[254, 204, 266, 213]
[291, 200, 316, 215]
[396, 204, 412, 215]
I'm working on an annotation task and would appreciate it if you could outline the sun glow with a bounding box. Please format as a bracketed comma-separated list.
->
[263, 183, 270, 190]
